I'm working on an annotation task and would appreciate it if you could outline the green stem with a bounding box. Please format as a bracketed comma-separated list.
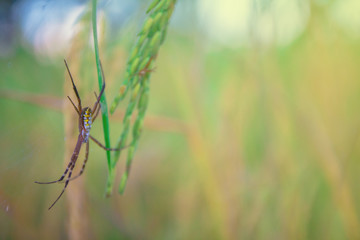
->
[92, 0, 113, 193]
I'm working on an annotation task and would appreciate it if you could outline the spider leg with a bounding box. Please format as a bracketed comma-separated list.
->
[61, 141, 89, 182]
[48, 159, 76, 210]
[134, 57, 155, 79]
[35, 160, 74, 184]
[67, 96, 80, 115]
[35, 134, 83, 209]
[139, 66, 156, 77]
[90, 135, 126, 151]
[47, 135, 83, 210]
[93, 100, 101, 121]
[64, 59, 82, 111]
[92, 60, 105, 114]
[92, 91, 101, 121]
[35, 135, 83, 185]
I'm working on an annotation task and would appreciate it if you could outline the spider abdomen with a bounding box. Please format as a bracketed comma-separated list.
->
[83, 109, 92, 130]
[81, 107, 92, 142]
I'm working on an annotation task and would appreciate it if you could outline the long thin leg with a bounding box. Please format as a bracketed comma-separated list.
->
[67, 96, 80, 115]
[93, 100, 101, 121]
[64, 59, 82, 111]
[35, 161, 74, 184]
[92, 92, 101, 122]
[138, 58, 155, 77]
[92, 61, 105, 114]
[35, 135, 83, 184]
[35, 134, 83, 210]
[47, 136, 83, 210]
[62, 141, 89, 182]
[90, 135, 126, 151]
[48, 160, 76, 210]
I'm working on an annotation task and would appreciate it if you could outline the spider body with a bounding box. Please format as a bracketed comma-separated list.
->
[81, 107, 92, 142]
[35, 59, 124, 210]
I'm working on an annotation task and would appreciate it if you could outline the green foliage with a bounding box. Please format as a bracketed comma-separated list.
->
[106, 0, 177, 195]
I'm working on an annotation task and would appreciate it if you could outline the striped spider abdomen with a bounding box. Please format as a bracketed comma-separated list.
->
[81, 107, 92, 142]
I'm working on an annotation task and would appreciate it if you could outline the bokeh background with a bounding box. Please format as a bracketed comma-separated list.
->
[1, 0, 360, 239]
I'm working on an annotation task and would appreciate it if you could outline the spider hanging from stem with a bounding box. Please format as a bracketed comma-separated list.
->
[35, 59, 124, 210]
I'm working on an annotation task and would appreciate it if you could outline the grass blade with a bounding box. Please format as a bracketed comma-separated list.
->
[92, 0, 113, 192]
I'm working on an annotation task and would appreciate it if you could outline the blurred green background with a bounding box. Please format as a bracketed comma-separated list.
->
[1, 0, 360, 239]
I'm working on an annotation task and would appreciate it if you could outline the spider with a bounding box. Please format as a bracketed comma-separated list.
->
[35, 59, 124, 210]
